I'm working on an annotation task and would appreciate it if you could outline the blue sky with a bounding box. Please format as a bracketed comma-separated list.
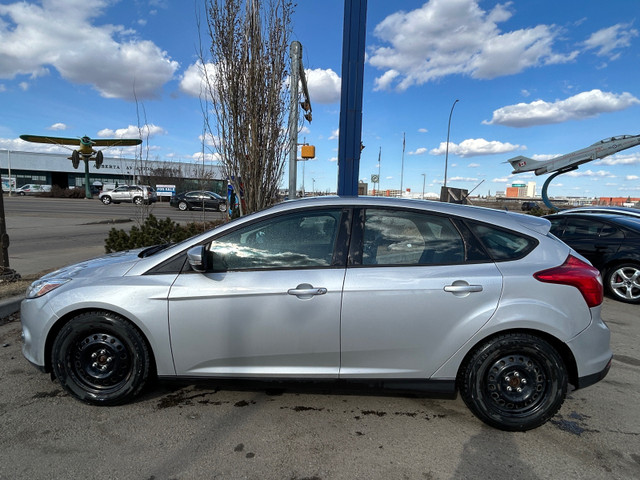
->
[1, 0, 639, 198]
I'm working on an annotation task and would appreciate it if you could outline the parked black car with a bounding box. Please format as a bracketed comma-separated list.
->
[521, 201, 539, 211]
[170, 191, 227, 212]
[545, 213, 640, 303]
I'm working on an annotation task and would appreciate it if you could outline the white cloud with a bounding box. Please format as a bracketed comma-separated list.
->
[583, 24, 638, 60]
[48, 123, 67, 131]
[484, 89, 640, 127]
[418, 128, 428, 133]
[369, 0, 577, 91]
[305, 68, 340, 104]
[565, 169, 614, 178]
[192, 151, 222, 163]
[430, 138, 522, 157]
[408, 147, 427, 155]
[328, 129, 339, 140]
[179, 61, 218, 98]
[0, 0, 178, 99]
[595, 152, 640, 166]
[97, 124, 166, 139]
[626, 175, 639, 181]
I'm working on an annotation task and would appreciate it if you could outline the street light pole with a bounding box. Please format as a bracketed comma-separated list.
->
[421, 173, 426, 200]
[444, 99, 459, 189]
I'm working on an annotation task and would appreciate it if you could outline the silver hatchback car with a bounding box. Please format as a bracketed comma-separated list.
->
[21, 197, 611, 431]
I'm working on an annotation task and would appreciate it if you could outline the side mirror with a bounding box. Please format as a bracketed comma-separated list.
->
[187, 246, 207, 273]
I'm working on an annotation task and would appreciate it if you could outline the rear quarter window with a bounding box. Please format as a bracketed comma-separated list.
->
[466, 222, 538, 261]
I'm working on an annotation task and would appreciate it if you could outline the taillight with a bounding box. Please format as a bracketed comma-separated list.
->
[534, 254, 603, 308]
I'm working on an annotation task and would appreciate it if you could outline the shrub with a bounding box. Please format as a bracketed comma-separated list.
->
[105, 214, 224, 253]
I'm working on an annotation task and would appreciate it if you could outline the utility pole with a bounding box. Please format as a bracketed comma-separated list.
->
[288, 41, 301, 199]
[288, 41, 312, 199]
[444, 99, 459, 189]
[400, 132, 405, 196]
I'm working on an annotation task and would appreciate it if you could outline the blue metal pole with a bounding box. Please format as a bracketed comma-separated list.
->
[337, 0, 367, 196]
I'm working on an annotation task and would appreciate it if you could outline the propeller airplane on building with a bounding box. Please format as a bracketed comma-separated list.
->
[19, 134, 142, 199]
[507, 134, 640, 210]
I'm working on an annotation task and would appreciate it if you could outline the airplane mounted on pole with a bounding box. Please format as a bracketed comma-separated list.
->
[507, 134, 640, 210]
[19, 134, 142, 199]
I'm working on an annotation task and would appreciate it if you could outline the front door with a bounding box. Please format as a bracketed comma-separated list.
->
[168, 208, 348, 377]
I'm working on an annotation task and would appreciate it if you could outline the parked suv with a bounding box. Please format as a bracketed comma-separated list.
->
[99, 185, 157, 205]
[521, 201, 539, 211]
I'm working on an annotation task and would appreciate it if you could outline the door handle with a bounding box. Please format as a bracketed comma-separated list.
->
[444, 281, 483, 297]
[288, 283, 327, 299]
[444, 285, 483, 293]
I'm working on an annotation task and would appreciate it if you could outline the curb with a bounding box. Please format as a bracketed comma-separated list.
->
[0, 295, 24, 318]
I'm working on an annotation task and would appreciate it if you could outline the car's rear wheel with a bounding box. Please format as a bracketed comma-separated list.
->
[605, 263, 640, 304]
[458, 333, 567, 431]
[51, 311, 151, 406]
[178, 201, 189, 211]
[101, 196, 112, 205]
[133, 196, 143, 206]
[218, 203, 226, 212]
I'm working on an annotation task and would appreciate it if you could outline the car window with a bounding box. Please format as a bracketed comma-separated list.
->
[207, 209, 342, 270]
[467, 222, 537, 261]
[547, 217, 566, 236]
[563, 218, 605, 238]
[362, 209, 464, 265]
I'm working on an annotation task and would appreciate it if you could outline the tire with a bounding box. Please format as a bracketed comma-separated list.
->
[133, 196, 143, 206]
[51, 311, 151, 406]
[178, 201, 189, 211]
[605, 263, 640, 304]
[458, 333, 567, 431]
[19, 191, 25, 196]
[218, 203, 227, 212]
[101, 196, 112, 205]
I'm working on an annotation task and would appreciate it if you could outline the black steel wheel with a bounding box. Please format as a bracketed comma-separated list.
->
[605, 263, 640, 304]
[458, 333, 567, 431]
[178, 201, 189, 211]
[101, 196, 112, 205]
[51, 311, 151, 405]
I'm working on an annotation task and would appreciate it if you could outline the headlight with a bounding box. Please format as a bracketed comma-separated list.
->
[26, 278, 71, 299]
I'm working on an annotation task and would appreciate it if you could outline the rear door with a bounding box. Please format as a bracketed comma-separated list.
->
[340, 207, 503, 379]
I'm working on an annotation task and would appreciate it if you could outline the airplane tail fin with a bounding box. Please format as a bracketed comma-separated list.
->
[507, 155, 541, 173]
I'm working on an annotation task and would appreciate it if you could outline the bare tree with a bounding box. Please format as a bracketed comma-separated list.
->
[201, 0, 294, 215]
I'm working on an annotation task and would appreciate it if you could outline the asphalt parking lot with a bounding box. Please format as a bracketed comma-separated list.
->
[1, 197, 639, 479]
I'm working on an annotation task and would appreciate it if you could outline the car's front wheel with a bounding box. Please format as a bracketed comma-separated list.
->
[218, 203, 227, 212]
[133, 196, 143, 205]
[458, 333, 567, 431]
[51, 311, 151, 406]
[605, 263, 640, 304]
[178, 201, 189, 211]
[101, 196, 112, 205]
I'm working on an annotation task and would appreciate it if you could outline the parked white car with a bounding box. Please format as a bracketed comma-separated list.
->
[16, 184, 52, 195]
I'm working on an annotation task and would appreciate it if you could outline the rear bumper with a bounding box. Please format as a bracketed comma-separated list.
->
[576, 354, 612, 389]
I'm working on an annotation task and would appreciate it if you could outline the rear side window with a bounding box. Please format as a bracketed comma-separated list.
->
[362, 209, 465, 265]
[467, 222, 537, 261]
